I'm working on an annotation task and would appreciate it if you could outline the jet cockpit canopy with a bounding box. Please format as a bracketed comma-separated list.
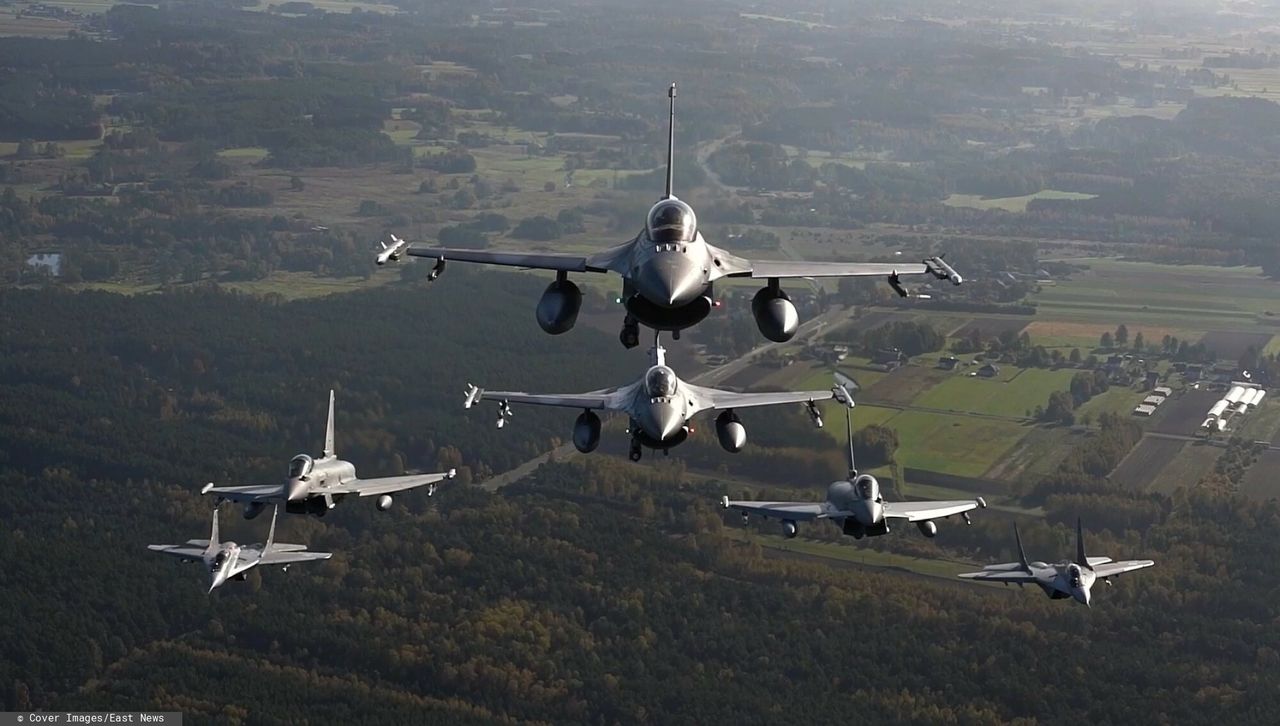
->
[288, 454, 314, 479]
[645, 366, 678, 398]
[646, 199, 697, 244]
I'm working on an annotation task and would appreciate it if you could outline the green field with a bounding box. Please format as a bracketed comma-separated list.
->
[914, 367, 1074, 418]
[884, 410, 1030, 477]
[1032, 258, 1280, 330]
[1077, 385, 1145, 419]
[942, 189, 1097, 213]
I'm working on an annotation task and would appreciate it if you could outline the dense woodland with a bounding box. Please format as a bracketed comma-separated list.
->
[0, 269, 1278, 723]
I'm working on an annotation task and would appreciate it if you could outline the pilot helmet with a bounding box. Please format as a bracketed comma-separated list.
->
[646, 366, 678, 397]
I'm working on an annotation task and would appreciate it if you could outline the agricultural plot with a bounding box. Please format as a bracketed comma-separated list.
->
[952, 317, 1031, 342]
[1031, 258, 1280, 330]
[981, 426, 1081, 484]
[1148, 389, 1219, 436]
[886, 410, 1030, 478]
[1198, 330, 1274, 360]
[1077, 386, 1145, 420]
[914, 367, 1075, 419]
[1235, 399, 1280, 445]
[1108, 437, 1187, 491]
[1147, 442, 1221, 495]
[864, 365, 955, 405]
[1240, 450, 1280, 501]
[942, 190, 1097, 213]
[1022, 320, 1191, 351]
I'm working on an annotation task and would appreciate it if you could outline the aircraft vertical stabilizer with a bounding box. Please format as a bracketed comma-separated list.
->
[1014, 523, 1030, 570]
[323, 389, 336, 459]
[1075, 517, 1090, 569]
[206, 507, 221, 556]
[664, 82, 676, 199]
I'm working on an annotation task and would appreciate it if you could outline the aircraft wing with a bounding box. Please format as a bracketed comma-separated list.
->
[468, 382, 639, 412]
[723, 256, 962, 284]
[956, 565, 1037, 583]
[405, 246, 607, 273]
[1091, 559, 1155, 579]
[202, 484, 280, 504]
[319, 470, 456, 497]
[147, 544, 207, 561]
[684, 384, 833, 416]
[721, 498, 851, 522]
[882, 499, 984, 522]
[257, 547, 333, 566]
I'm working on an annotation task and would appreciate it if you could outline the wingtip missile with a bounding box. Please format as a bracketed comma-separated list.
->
[447, 468, 458, 479]
[200, 482, 214, 495]
[924, 255, 963, 285]
[463, 384, 483, 409]
[375, 234, 409, 265]
[720, 495, 730, 509]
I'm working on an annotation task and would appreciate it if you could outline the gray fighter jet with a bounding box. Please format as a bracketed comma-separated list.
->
[148, 505, 331, 593]
[465, 336, 834, 461]
[958, 520, 1154, 607]
[378, 83, 962, 348]
[721, 377, 986, 539]
[203, 390, 456, 518]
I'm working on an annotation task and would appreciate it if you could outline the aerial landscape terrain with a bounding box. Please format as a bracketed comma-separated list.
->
[5, 0, 1280, 722]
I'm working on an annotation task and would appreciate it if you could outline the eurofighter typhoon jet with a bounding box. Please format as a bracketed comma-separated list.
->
[464, 335, 835, 461]
[203, 390, 456, 517]
[958, 520, 1154, 607]
[721, 375, 986, 540]
[377, 83, 962, 348]
[148, 505, 331, 593]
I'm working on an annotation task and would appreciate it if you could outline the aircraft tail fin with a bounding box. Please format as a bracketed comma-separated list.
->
[207, 507, 221, 554]
[1013, 523, 1030, 571]
[833, 373, 858, 477]
[265, 504, 279, 551]
[664, 82, 676, 199]
[1076, 517, 1090, 569]
[323, 389, 336, 458]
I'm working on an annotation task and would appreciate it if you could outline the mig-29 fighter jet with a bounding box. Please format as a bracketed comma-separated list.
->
[721, 375, 986, 540]
[465, 335, 835, 462]
[957, 519, 1154, 607]
[148, 505, 331, 593]
[203, 390, 456, 518]
[377, 83, 962, 348]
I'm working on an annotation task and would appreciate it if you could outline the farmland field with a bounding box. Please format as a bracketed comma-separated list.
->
[1198, 330, 1274, 360]
[913, 367, 1075, 418]
[952, 317, 1031, 341]
[1108, 437, 1187, 490]
[1148, 389, 1220, 436]
[1077, 386, 1145, 419]
[1240, 450, 1280, 501]
[884, 410, 1031, 477]
[942, 189, 1097, 213]
[1147, 441, 1221, 495]
[864, 365, 955, 405]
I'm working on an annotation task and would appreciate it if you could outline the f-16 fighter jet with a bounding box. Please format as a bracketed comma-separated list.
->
[465, 335, 834, 462]
[203, 390, 456, 518]
[721, 375, 986, 540]
[148, 505, 330, 593]
[958, 520, 1154, 607]
[377, 83, 962, 348]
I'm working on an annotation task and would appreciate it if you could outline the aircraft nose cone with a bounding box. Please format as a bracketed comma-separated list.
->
[1075, 588, 1091, 608]
[286, 478, 308, 502]
[636, 255, 702, 308]
[642, 404, 685, 442]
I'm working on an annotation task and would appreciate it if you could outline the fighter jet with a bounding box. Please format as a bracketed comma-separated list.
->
[375, 233, 410, 266]
[957, 520, 1154, 607]
[377, 83, 963, 348]
[148, 505, 331, 593]
[721, 376, 986, 540]
[203, 390, 456, 518]
[464, 335, 834, 461]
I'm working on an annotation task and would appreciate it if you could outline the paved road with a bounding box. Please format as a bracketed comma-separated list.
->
[479, 306, 847, 492]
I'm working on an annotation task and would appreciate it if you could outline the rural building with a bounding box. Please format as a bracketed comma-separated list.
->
[1153, 386, 1174, 397]
[1185, 365, 1203, 382]
[1133, 404, 1157, 416]
[1142, 395, 1166, 406]
[871, 349, 906, 372]
[25, 252, 62, 277]
[977, 363, 1001, 378]
[937, 355, 959, 371]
